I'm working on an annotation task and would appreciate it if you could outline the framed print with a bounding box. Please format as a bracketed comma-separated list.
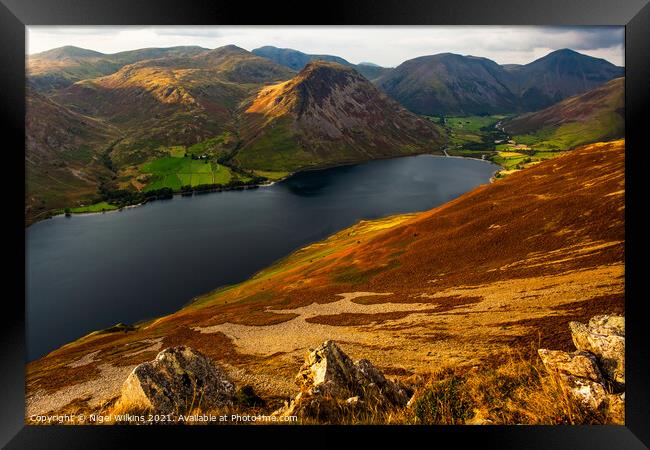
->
[2, 0, 649, 447]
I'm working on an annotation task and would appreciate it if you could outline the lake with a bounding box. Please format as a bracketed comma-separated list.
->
[26, 155, 497, 360]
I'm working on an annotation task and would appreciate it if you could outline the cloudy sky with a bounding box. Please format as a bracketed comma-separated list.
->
[27, 26, 625, 67]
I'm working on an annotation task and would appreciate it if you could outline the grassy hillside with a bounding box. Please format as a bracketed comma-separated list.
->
[503, 77, 624, 150]
[51, 45, 295, 168]
[27, 50, 444, 219]
[27, 45, 209, 92]
[27, 140, 624, 423]
[25, 90, 119, 224]
[376, 53, 520, 116]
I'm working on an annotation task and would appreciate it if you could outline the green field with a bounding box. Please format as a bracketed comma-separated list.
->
[490, 150, 566, 178]
[511, 115, 624, 151]
[141, 156, 234, 191]
[69, 201, 118, 213]
[439, 115, 509, 148]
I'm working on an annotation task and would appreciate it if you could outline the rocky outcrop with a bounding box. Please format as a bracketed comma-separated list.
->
[538, 315, 624, 424]
[120, 346, 235, 415]
[275, 340, 411, 421]
[569, 315, 625, 387]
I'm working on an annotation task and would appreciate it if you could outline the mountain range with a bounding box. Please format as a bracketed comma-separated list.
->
[376, 49, 623, 115]
[25, 44, 624, 223]
[27, 45, 210, 92]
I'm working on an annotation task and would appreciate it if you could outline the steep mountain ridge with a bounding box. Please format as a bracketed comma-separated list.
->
[377, 49, 624, 115]
[506, 49, 625, 110]
[235, 61, 446, 171]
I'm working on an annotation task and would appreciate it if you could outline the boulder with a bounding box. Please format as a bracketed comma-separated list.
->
[558, 373, 609, 410]
[589, 315, 625, 337]
[537, 349, 604, 382]
[538, 314, 625, 423]
[570, 316, 625, 387]
[276, 340, 411, 420]
[537, 348, 609, 410]
[295, 340, 358, 398]
[120, 346, 235, 415]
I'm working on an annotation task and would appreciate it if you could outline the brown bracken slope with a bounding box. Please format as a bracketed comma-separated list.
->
[26, 140, 624, 417]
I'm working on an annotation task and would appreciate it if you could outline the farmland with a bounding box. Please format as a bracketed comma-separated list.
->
[441, 115, 509, 148]
[140, 156, 234, 191]
[69, 201, 118, 214]
[436, 115, 566, 178]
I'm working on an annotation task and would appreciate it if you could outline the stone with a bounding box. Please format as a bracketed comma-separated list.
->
[120, 346, 235, 415]
[559, 373, 609, 410]
[538, 348, 608, 410]
[589, 315, 625, 337]
[276, 340, 411, 420]
[295, 340, 358, 398]
[345, 396, 361, 405]
[537, 349, 604, 382]
[570, 316, 625, 387]
[294, 341, 410, 406]
[537, 314, 625, 423]
[353, 358, 411, 407]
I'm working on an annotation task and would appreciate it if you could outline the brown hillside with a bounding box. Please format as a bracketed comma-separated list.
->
[235, 61, 446, 171]
[50, 45, 295, 167]
[26, 140, 624, 417]
[26, 90, 119, 223]
[504, 77, 624, 135]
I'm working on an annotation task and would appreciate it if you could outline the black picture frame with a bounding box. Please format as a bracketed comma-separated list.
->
[2, 0, 648, 447]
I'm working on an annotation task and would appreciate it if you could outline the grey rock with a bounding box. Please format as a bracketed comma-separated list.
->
[277, 340, 410, 420]
[538, 348, 608, 409]
[537, 349, 604, 382]
[570, 316, 625, 386]
[589, 315, 624, 337]
[559, 373, 609, 410]
[120, 346, 235, 415]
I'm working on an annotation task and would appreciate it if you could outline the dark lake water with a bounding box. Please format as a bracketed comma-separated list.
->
[26, 155, 497, 360]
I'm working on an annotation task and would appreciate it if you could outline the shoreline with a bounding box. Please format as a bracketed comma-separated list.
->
[28, 150, 503, 360]
[43, 179, 283, 222]
[31, 151, 501, 224]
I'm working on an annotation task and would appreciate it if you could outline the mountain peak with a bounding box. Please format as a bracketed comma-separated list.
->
[299, 60, 356, 76]
[34, 45, 105, 60]
[532, 48, 615, 66]
[207, 44, 249, 57]
[548, 48, 581, 56]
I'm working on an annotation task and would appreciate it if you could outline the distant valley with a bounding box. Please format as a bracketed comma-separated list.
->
[26, 45, 623, 224]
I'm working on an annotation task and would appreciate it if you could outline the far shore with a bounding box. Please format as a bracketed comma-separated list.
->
[31, 150, 502, 225]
